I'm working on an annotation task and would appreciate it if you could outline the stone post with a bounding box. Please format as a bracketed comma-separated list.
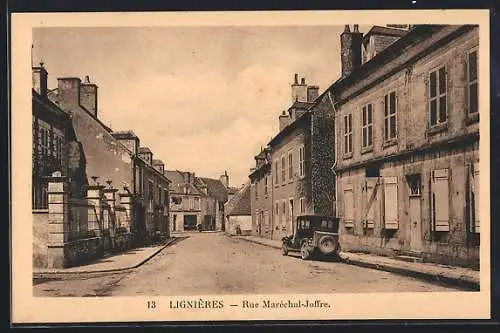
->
[86, 185, 105, 237]
[103, 187, 118, 249]
[46, 171, 69, 269]
[119, 191, 133, 232]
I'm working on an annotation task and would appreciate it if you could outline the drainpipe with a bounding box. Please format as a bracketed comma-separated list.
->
[327, 90, 339, 217]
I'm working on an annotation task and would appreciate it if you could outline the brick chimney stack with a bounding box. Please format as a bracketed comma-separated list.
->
[57, 77, 81, 110]
[219, 170, 229, 188]
[340, 24, 363, 78]
[291, 73, 308, 103]
[32, 62, 48, 96]
[80, 75, 98, 118]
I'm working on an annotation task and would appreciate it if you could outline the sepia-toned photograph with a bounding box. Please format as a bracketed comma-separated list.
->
[11, 10, 491, 323]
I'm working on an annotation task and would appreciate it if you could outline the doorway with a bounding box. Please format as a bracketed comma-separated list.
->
[184, 215, 197, 231]
[407, 174, 423, 251]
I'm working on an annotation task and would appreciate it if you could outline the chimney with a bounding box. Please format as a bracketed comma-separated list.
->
[32, 62, 48, 96]
[57, 77, 81, 109]
[291, 74, 308, 103]
[80, 75, 98, 117]
[340, 24, 363, 78]
[307, 85, 319, 102]
[279, 110, 291, 131]
[219, 170, 229, 188]
[294, 73, 298, 84]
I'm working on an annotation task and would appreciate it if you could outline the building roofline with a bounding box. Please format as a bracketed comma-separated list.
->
[268, 111, 311, 147]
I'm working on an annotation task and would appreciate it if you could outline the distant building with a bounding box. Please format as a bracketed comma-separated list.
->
[165, 170, 203, 232]
[249, 148, 272, 238]
[225, 182, 252, 236]
[166, 170, 233, 232]
[332, 24, 480, 268]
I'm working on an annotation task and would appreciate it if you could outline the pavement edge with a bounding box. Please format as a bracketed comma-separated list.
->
[231, 235, 480, 291]
[33, 237, 178, 281]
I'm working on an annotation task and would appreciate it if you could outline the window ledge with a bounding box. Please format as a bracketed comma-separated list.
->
[427, 122, 448, 136]
[382, 138, 398, 149]
[361, 146, 373, 155]
[465, 113, 479, 126]
[32, 208, 49, 213]
[343, 152, 353, 160]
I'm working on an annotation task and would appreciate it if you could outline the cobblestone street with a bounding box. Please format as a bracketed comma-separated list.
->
[34, 233, 463, 297]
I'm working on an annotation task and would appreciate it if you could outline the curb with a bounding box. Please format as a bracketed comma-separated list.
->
[340, 256, 480, 291]
[232, 235, 479, 291]
[33, 237, 178, 280]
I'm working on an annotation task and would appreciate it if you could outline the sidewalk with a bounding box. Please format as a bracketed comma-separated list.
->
[231, 235, 480, 291]
[34, 237, 178, 280]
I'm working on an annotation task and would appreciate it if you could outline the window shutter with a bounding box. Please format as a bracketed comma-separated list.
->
[383, 176, 399, 229]
[364, 178, 378, 228]
[473, 162, 480, 233]
[432, 169, 450, 232]
[344, 185, 354, 228]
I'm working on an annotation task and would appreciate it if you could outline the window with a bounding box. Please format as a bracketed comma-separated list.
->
[407, 175, 422, 196]
[281, 200, 286, 219]
[299, 197, 306, 214]
[40, 127, 49, 156]
[383, 177, 398, 229]
[288, 151, 293, 180]
[275, 201, 279, 216]
[431, 169, 450, 232]
[274, 161, 279, 185]
[362, 103, 373, 148]
[344, 114, 353, 154]
[343, 185, 354, 227]
[148, 180, 154, 210]
[281, 155, 286, 183]
[384, 92, 397, 140]
[264, 176, 268, 195]
[288, 198, 294, 222]
[429, 66, 447, 126]
[470, 163, 479, 233]
[468, 49, 478, 115]
[298, 145, 305, 178]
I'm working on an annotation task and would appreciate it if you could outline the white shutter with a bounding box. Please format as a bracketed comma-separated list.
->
[344, 185, 354, 228]
[432, 169, 450, 232]
[383, 176, 399, 229]
[364, 178, 378, 229]
[473, 162, 480, 233]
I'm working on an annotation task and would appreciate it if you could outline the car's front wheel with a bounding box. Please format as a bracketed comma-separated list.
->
[300, 242, 311, 260]
[281, 243, 288, 256]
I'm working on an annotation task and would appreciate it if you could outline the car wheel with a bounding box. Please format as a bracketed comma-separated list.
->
[300, 242, 311, 260]
[317, 235, 336, 255]
[281, 244, 288, 256]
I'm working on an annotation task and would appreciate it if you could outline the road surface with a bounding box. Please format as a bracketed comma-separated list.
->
[34, 232, 462, 297]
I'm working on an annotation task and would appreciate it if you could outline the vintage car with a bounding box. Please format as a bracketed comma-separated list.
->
[281, 215, 341, 260]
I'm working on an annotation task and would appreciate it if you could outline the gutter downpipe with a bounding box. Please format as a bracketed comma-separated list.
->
[327, 90, 339, 217]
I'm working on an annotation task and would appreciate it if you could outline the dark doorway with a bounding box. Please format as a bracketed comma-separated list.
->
[184, 215, 197, 231]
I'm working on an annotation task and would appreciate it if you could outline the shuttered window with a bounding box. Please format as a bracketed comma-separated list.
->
[468, 49, 478, 115]
[429, 66, 447, 127]
[383, 176, 399, 229]
[431, 169, 450, 232]
[364, 178, 378, 229]
[470, 162, 480, 233]
[343, 185, 354, 228]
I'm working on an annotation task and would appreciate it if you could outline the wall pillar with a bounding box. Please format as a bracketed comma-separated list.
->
[46, 171, 69, 269]
[119, 191, 133, 232]
[86, 185, 105, 236]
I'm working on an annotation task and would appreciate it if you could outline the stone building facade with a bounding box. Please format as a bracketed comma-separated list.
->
[33, 67, 171, 268]
[250, 74, 335, 241]
[166, 170, 231, 232]
[332, 24, 480, 268]
[166, 170, 203, 232]
[249, 148, 273, 238]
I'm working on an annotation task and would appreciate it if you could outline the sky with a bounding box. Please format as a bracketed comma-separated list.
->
[33, 25, 370, 187]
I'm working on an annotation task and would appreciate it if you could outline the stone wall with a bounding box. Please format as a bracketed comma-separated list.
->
[33, 210, 49, 268]
[310, 94, 335, 216]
